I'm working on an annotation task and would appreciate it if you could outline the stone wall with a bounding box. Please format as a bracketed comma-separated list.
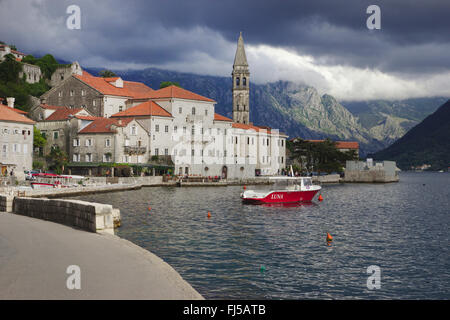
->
[12, 197, 118, 234]
[0, 194, 13, 212]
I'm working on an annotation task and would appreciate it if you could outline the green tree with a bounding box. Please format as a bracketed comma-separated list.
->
[47, 146, 68, 174]
[99, 70, 117, 77]
[160, 81, 181, 89]
[0, 54, 22, 83]
[33, 127, 47, 149]
[9, 44, 17, 51]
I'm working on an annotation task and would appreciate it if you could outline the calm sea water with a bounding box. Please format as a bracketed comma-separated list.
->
[72, 172, 450, 299]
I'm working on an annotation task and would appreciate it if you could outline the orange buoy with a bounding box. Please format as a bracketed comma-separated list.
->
[207, 211, 211, 218]
[243, 186, 247, 190]
[326, 232, 333, 242]
[148, 206, 152, 211]
[318, 194, 323, 202]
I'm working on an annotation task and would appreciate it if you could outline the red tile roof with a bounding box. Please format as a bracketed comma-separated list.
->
[214, 113, 233, 122]
[3, 106, 28, 115]
[232, 122, 271, 133]
[74, 73, 154, 98]
[0, 104, 35, 124]
[111, 101, 172, 118]
[306, 139, 359, 149]
[78, 117, 133, 134]
[336, 141, 359, 149]
[44, 107, 83, 121]
[148, 85, 215, 102]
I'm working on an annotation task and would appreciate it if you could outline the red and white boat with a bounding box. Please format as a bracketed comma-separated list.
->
[31, 173, 85, 189]
[241, 176, 322, 204]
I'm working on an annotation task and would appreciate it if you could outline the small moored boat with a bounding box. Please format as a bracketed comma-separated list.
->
[241, 176, 322, 204]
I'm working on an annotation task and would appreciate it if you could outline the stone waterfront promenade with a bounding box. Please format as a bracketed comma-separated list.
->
[0, 212, 203, 299]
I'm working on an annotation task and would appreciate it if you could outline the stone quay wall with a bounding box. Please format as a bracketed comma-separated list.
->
[11, 197, 118, 234]
[0, 195, 14, 212]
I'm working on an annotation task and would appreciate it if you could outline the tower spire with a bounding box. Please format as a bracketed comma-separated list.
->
[233, 32, 248, 67]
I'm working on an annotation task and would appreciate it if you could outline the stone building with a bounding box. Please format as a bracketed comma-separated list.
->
[49, 61, 82, 87]
[19, 62, 42, 84]
[71, 117, 149, 166]
[0, 99, 35, 180]
[40, 71, 154, 117]
[0, 44, 26, 61]
[34, 106, 95, 156]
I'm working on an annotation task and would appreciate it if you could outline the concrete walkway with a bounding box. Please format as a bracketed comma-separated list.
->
[0, 213, 203, 300]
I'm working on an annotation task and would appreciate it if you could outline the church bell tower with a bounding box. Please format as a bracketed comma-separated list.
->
[232, 32, 250, 124]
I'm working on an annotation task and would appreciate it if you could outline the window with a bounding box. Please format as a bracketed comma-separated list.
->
[205, 109, 208, 116]
[131, 125, 137, 135]
[73, 154, 80, 162]
[236, 77, 240, 86]
[191, 126, 195, 135]
[165, 125, 169, 133]
[105, 138, 111, 147]
[41, 131, 46, 138]
[192, 107, 196, 115]
[93, 100, 96, 106]
[73, 138, 80, 147]
[13, 144, 19, 153]
[58, 91, 63, 97]
[243, 77, 247, 86]
[154, 148, 159, 156]
[119, 106, 123, 112]
[281, 157, 284, 164]
[174, 126, 177, 133]
[164, 148, 168, 156]
[81, 89, 86, 96]
[70, 90, 74, 97]
[155, 124, 159, 132]
[39, 113, 43, 120]
[247, 137, 250, 144]
[125, 139, 130, 146]
[281, 140, 284, 147]
[179, 107, 182, 114]
[183, 127, 186, 134]
[23, 144, 28, 154]
[85, 138, 93, 147]
[224, 150, 227, 157]
[103, 154, 112, 162]
[85, 154, 92, 162]
[53, 131, 59, 139]
[191, 149, 195, 156]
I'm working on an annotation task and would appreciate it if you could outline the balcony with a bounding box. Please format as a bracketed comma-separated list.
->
[124, 146, 147, 154]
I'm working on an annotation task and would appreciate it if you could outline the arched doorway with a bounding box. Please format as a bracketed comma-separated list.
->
[221, 166, 228, 179]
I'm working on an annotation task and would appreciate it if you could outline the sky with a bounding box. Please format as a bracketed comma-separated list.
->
[0, 0, 449, 101]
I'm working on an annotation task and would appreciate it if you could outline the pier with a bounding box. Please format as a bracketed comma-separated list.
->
[0, 212, 203, 299]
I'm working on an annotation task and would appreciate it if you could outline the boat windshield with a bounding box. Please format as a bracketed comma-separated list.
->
[270, 178, 302, 190]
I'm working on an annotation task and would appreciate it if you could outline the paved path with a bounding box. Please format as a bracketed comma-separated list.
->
[0, 213, 203, 299]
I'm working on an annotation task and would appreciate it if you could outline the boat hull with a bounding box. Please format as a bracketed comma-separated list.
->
[242, 189, 320, 204]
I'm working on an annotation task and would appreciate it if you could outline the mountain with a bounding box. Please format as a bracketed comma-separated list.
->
[342, 98, 447, 145]
[84, 66, 445, 156]
[371, 100, 450, 170]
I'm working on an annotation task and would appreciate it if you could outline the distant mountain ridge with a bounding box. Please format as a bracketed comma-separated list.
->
[84, 66, 446, 156]
[371, 99, 450, 170]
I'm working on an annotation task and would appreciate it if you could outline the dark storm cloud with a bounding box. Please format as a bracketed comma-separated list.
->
[0, 0, 449, 94]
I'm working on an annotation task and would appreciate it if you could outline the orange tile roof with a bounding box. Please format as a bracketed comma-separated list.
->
[44, 107, 83, 121]
[0, 104, 35, 124]
[74, 73, 154, 98]
[2, 105, 28, 115]
[148, 85, 215, 102]
[78, 117, 133, 134]
[232, 122, 271, 133]
[111, 101, 172, 118]
[305, 139, 359, 149]
[214, 113, 233, 122]
[336, 141, 359, 149]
